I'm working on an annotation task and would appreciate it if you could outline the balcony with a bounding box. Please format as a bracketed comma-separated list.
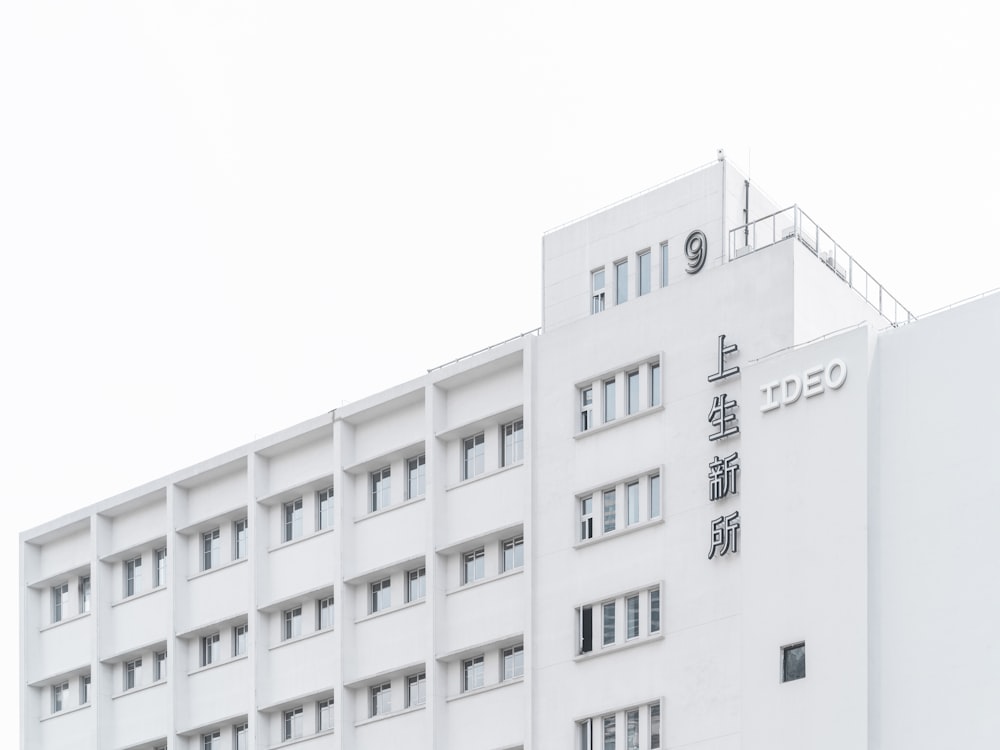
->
[729, 205, 916, 327]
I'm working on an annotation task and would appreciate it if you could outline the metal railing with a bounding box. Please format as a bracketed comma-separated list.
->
[729, 205, 916, 326]
[428, 328, 540, 372]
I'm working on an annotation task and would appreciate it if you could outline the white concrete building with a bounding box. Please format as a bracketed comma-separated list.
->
[21, 157, 1000, 750]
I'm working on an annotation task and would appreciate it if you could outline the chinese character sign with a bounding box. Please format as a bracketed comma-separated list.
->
[707, 334, 741, 560]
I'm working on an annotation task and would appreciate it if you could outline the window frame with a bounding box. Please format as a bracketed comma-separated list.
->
[317, 595, 335, 629]
[282, 606, 302, 641]
[463, 654, 485, 692]
[52, 582, 69, 623]
[370, 467, 391, 513]
[78, 576, 91, 614]
[637, 248, 651, 296]
[591, 267, 606, 314]
[462, 547, 485, 585]
[283, 706, 304, 741]
[52, 681, 68, 713]
[153, 547, 167, 588]
[370, 682, 391, 717]
[317, 697, 335, 732]
[580, 386, 594, 432]
[781, 641, 806, 682]
[202, 731, 221, 750]
[406, 567, 426, 603]
[406, 454, 426, 500]
[626, 370, 640, 415]
[406, 672, 426, 707]
[283, 498, 303, 543]
[604, 378, 617, 422]
[370, 578, 391, 614]
[154, 649, 167, 681]
[462, 432, 485, 480]
[202, 528, 221, 571]
[500, 418, 524, 467]
[625, 481, 639, 526]
[233, 623, 248, 656]
[233, 518, 248, 560]
[201, 632, 221, 667]
[502, 643, 524, 680]
[317, 486, 334, 530]
[501, 536, 524, 572]
[124, 556, 142, 598]
[233, 722, 248, 750]
[614, 258, 628, 305]
[124, 657, 142, 691]
[660, 240, 669, 287]
[580, 495, 594, 540]
[79, 673, 91, 704]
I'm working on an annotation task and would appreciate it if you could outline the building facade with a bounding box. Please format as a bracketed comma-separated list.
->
[21, 158, 1000, 749]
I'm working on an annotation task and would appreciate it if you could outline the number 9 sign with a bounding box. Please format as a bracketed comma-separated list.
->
[684, 230, 707, 274]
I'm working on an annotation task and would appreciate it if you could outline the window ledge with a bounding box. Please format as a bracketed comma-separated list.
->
[354, 704, 425, 728]
[574, 633, 664, 663]
[446, 676, 523, 703]
[111, 585, 167, 608]
[446, 461, 523, 492]
[39, 702, 91, 722]
[446, 567, 523, 596]
[574, 517, 664, 549]
[40, 611, 91, 633]
[354, 495, 426, 525]
[355, 597, 425, 625]
[187, 556, 248, 582]
[574, 404, 664, 440]
[269, 626, 333, 652]
[268, 526, 335, 554]
[188, 652, 248, 677]
[267, 728, 335, 749]
[112, 679, 167, 700]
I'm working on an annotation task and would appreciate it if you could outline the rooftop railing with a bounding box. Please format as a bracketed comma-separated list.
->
[729, 205, 916, 326]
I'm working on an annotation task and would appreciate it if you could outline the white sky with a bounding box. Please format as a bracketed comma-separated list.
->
[2, 0, 997, 735]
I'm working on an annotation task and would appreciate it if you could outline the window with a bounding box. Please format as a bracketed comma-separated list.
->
[154, 650, 167, 681]
[124, 658, 142, 691]
[580, 387, 594, 431]
[649, 702, 661, 749]
[463, 654, 484, 691]
[233, 518, 248, 560]
[502, 536, 524, 572]
[317, 486, 334, 530]
[202, 632, 221, 666]
[202, 528, 221, 570]
[370, 682, 391, 717]
[660, 240, 669, 287]
[638, 249, 651, 296]
[283, 706, 303, 741]
[406, 567, 426, 603]
[406, 454, 425, 499]
[626, 595, 640, 639]
[233, 723, 248, 750]
[579, 585, 661, 654]
[580, 495, 594, 540]
[591, 268, 606, 313]
[603, 714, 616, 750]
[502, 644, 524, 680]
[52, 582, 68, 623]
[283, 606, 302, 640]
[604, 378, 616, 422]
[317, 697, 334, 731]
[603, 489, 616, 533]
[318, 595, 334, 629]
[579, 718, 593, 750]
[52, 681, 68, 712]
[462, 433, 485, 480]
[370, 467, 391, 512]
[626, 481, 639, 526]
[406, 672, 426, 707]
[649, 588, 660, 634]
[650, 363, 661, 407]
[370, 578, 391, 613]
[283, 498, 303, 542]
[602, 602, 616, 646]
[202, 731, 220, 750]
[78, 576, 91, 614]
[501, 419, 524, 466]
[626, 370, 640, 415]
[233, 623, 248, 656]
[462, 548, 485, 585]
[80, 674, 91, 704]
[782, 642, 806, 682]
[626, 708, 639, 750]
[649, 474, 661, 519]
[615, 259, 628, 304]
[154, 547, 167, 587]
